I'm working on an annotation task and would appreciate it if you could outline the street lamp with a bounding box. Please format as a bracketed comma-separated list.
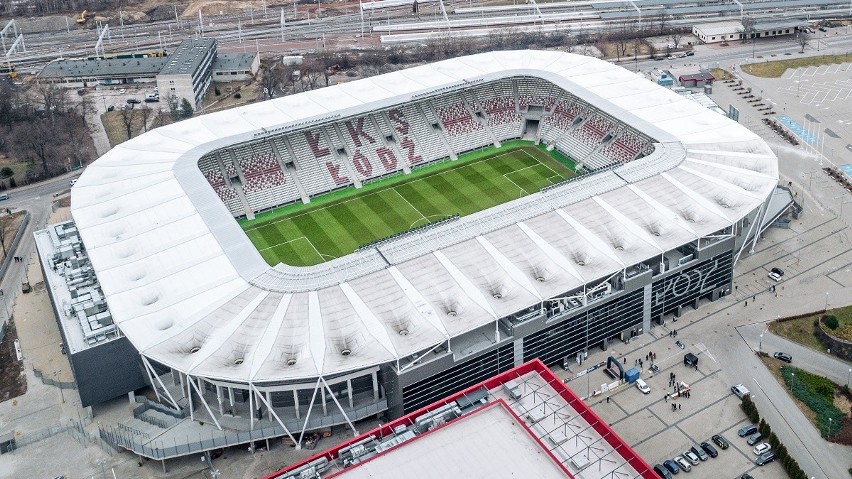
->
[824, 292, 829, 311]
[847, 368, 851, 388]
[828, 417, 832, 437]
[53, 370, 64, 403]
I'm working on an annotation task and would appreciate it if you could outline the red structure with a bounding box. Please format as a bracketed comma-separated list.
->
[262, 359, 657, 479]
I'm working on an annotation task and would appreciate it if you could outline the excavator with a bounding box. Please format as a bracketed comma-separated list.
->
[76, 10, 92, 25]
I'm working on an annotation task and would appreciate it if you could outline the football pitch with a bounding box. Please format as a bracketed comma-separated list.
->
[242, 143, 575, 266]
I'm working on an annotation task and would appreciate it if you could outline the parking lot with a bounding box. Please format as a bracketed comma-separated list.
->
[563, 339, 785, 478]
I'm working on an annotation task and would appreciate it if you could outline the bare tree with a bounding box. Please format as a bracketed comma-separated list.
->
[740, 16, 757, 43]
[33, 83, 67, 127]
[657, 13, 669, 36]
[797, 32, 811, 53]
[0, 215, 12, 259]
[139, 104, 153, 132]
[120, 107, 134, 140]
[261, 64, 284, 100]
[19, 119, 54, 176]
[670, 31, 683, 49]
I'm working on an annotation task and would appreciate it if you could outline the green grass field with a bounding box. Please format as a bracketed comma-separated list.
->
[242, 143, 575, 266]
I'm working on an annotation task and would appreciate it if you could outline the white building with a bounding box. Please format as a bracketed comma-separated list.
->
[156, 38, 217, 110]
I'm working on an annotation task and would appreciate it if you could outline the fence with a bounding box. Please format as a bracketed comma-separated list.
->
[10, 418, 114, 455]
[99, 399, 387, 460]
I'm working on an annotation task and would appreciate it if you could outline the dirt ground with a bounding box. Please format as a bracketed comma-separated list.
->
[1, 211, 27, 264]
[0, 317, 27, 403]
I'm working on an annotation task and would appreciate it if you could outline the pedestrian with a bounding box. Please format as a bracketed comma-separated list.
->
[646, 353, 649, 361]
[606, 396, 610, 403]
[745, 301, 748, 307]
[623, 357, 626, 365]
[735, 285, 738, 291]
[664, 395, 667, 403]
[775, 292, 778, 297]
[640, 359, 643, 368]
[695, 364, 698, 371]
[678, 403, 682, 410]
[753, 295, 756, 301]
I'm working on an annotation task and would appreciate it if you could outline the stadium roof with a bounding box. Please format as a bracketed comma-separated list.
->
[71, 50, 778, 383]
[263, 360, 658, 479]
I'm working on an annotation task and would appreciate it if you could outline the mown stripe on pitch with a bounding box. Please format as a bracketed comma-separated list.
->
[395, 182, 444, 219]
[362, 191, 412, 232]
[329, 201, 378, 247]
[292, 212, 341, 258]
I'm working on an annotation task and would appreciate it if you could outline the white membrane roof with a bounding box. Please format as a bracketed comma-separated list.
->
[71, 50, 778, 383]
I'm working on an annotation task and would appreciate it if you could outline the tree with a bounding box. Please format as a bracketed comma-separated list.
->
[139, 104, 152, 132]
[33, 83, 67, 128]
[20, 118, 54, 176]
[797, 32, 811, 53]
[670, 31, 683, 49]
[740, 16, 757, 43]
[656, 13, 669, 35]
[180, 98, 194, 118]
[120, 106, 135, 140]
[261, 64, 284, 100]
[0, 213, 8, 258]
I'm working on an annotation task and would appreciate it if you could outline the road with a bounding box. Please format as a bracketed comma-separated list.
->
[0, 171, 80, 332]
[741, 322, 852, 388]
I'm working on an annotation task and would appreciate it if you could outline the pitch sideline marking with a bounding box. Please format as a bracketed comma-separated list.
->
[390, 187, 428, 227]
[258, 235, 326, 265]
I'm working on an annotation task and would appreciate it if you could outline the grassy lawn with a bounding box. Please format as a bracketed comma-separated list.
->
[710, 68, 735, 81]
[741, 53, 852, 77]
[242, 143, 575, 266]
[769, 305, 852, 351]
[101, 109, 151, 147]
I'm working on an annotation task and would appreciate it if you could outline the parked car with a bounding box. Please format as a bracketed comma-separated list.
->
[118, 88, 127, 94]
[690, 444, 707, 461]
[0, 194, 9, 201]
[126, 98, 141, 104]
[752, 442, 771, 455]
[747, 432, 763, 446]
[654, 464, 673, 478]
[107, 105, 115, 111]
[663, 459, 680, 474]
[684, 50, 695, 56]
[755, 450, 776, 466]
[674, 456, 691, 472]
[70, 179, 77, 186]
[740, 474, 755, 479]
[737, 424, 757, 437]
[682, 450, 700, 465]
[699, 442, 718, 458]
[731, 384, 750, 399]
[636, 378, 651, 394]
[711, 434, 729, 449]
[773, 352, 792, 363]
[818, 26, 828, 32]
[768, 267, 784, 281]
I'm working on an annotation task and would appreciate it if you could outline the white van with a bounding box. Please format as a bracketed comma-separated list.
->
[635, 378, 650, 394]
[0, 193, 8, 201]
[731, 384, 750, 399]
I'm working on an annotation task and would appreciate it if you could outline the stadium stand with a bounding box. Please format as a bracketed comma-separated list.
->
[233, 143, 300, 211]
[198, 153, 242, 215]
[197, 79, 656, 217]
[432, 93, 491, 153]
[397, 105, 449, 164]
[339, 115, 402, 181]
[480, 81, 522, 141]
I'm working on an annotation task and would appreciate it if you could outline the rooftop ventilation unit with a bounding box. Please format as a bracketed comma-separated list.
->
[189, 346, 200, 354]
[286, 357, 297, 366]
[340, 348, 352, 356]
[398, 329, 409, 336]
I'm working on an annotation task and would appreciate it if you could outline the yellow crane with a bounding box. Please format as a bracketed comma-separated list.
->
[76, 10, 89, 24]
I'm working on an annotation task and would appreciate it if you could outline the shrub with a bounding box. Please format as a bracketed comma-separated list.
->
[235, 92, 242, 99]
[758, 418, 769, 435]
[214, 87, 221, 96]
[9, 177, 15, 187]
[823, 315, 839, 329]
[782, 366, 843, 438]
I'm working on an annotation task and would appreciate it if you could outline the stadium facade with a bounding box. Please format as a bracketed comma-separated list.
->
[38, 50, 779, 458]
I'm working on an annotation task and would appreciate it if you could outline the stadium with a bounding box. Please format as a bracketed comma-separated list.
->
[41, 49, 781, 459]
